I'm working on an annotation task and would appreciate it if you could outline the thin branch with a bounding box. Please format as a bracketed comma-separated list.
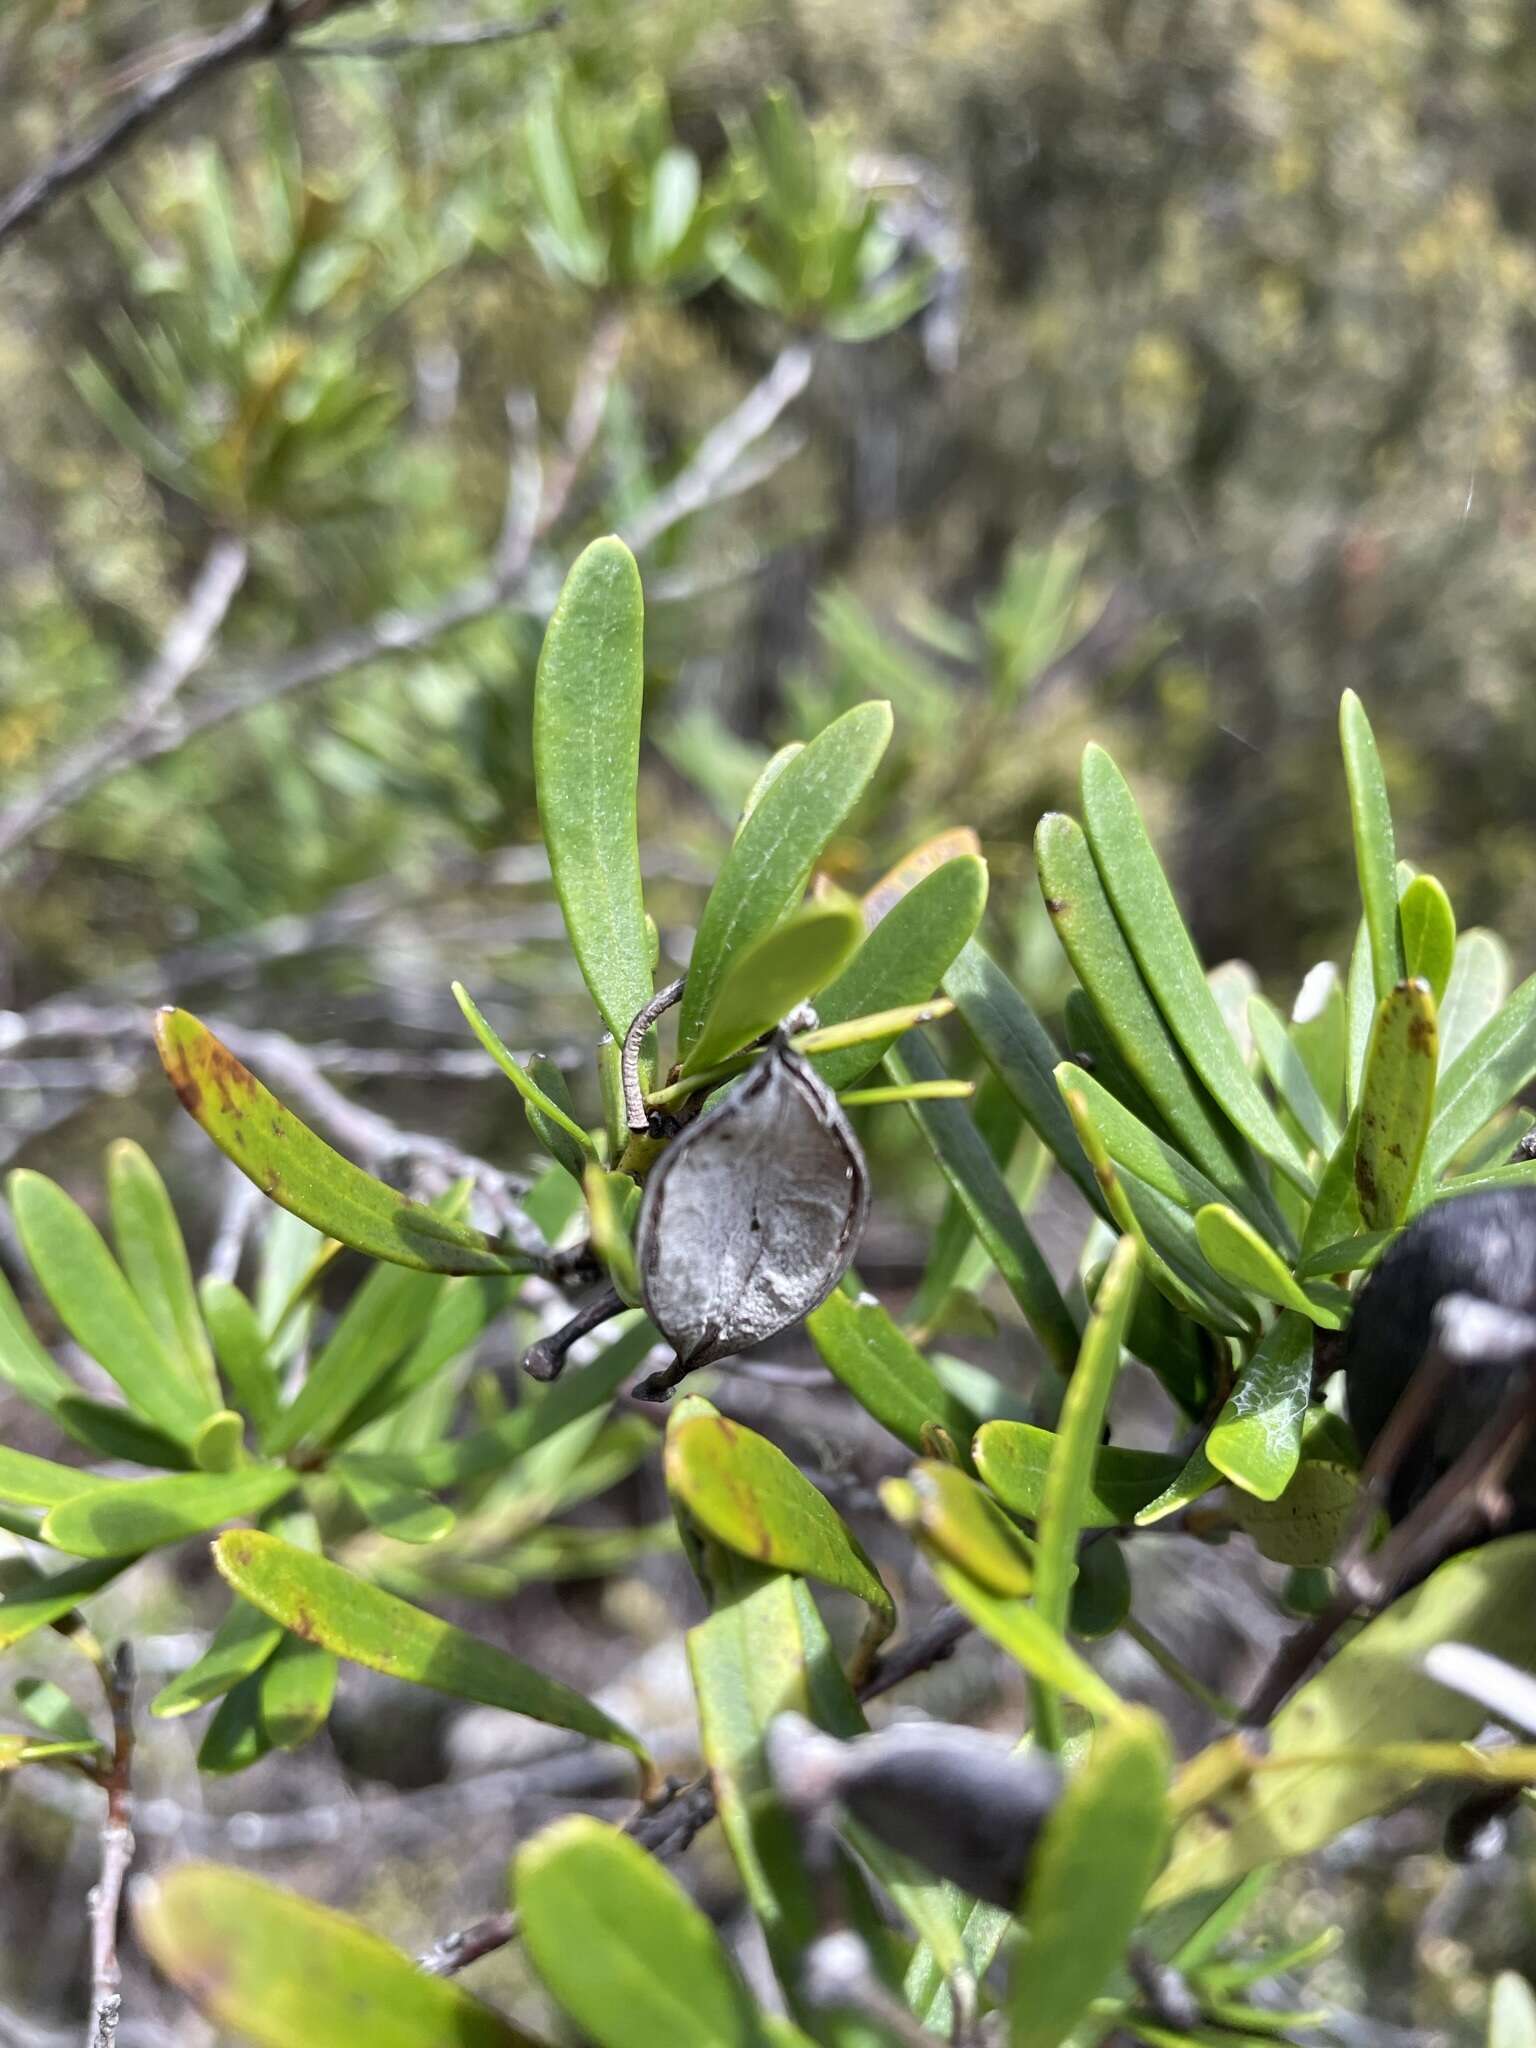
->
[419, 1602, 973, 1977]
[535, 307, 629, 537]
[0, 536, 248, 862]
[288, 8, 565, 58]
[0, 1, 371, 253]
[85, 1643, 135, 2048]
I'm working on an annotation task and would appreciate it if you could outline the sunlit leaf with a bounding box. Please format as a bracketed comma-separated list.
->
[683, 901, 864, 1076]
[666, 1403, 893, 1670]
[1354, 980, 1437, 1228]
[1489, 1973, 1536, 2048]
[1228, 1459, 1358, 1567]
[1291, 961, 1348, 1125]
[200, 1279, 282, 1444]
[152, 1599, 285, 1718]
[1339, 690, 1406, 1002]
[532, 537, 652, 1041]
[7, 1169, 206, 1439]
[861, 828, 982, 926]
[0, 1556, 125, 1651]
[1399, 875, 1456, 1007]
[1194, 1206, 1343, 1329]
[1247, 996, 1340, 1159]
[452, 983, 597, 1163]
[806, 1286, 977, 1463]
[812, 855, 988, 1092]
[1154, 1533, 1536, 1903]
[107, 1139, 220, 1410]
[1009, 1711, 1171, 2048]
[974, 1422, 1183, 1528]
[1205, 1313, 1314, 1501]
[14, 1677, 100, 1749]
[215, 1531, 649, 1771]
[196, 1669, 274, 1774]
[335, 1461, 454, 1545]
[42, 1465, 298, 1559]
[0, 1445, 97, 1511]
[136, 1863, 543, 2048]
[1438, 929, 1511, 1073]
[266, 1254, 452, 1456]
[0, 1265, 74, 1418]
[1077, 746, 1312, 1194]
[517, 1816, 762, 2048]
[678, 701, 892, 1061]
[155, 1010, 523, 1275]
[191, 1409, 247, 1472]
[1421, 969, 1536, 1189]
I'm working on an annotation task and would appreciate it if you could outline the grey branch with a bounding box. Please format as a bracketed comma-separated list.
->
[86, 1645, 135, 2048]
[287, 7, 564, 59]
[0, 1, 374, 252]
[0, 536, 248, 862]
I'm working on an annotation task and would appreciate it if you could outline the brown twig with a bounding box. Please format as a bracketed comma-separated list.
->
[0, 2, 373, 253]
[418, 1603, 973, 1977]
[287, 8, 565, 59]
[85, 1643, 135, 2048]
[0, 536, 249, 862]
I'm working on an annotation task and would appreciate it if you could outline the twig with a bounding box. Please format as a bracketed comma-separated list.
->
[85, 1643, 135, 2048]
[0, 536, 248, 862]
[0, 2, 371, 253]
[288, 8, 565, 58]
[619, 343, 816, 556]
[419, 1603, 974, 1976]
[535, 307, 629, 536]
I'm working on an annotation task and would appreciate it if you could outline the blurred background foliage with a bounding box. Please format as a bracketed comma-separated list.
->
[6, 1, 1536, 2040]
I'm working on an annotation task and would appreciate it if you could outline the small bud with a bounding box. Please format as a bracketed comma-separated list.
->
[767, 1712, 1063, 1910]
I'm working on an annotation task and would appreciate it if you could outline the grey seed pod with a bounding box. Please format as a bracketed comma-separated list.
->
[634, 1037, 869, 1379]
[767, 1712, 1063, 1910]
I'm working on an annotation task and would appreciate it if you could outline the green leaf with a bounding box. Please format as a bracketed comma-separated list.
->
[1204, 1313, 1314, 1500]
[1291, 961, 1347, 1123]
[1133, 1439, 1225, 1527]
[152, 1599, 285, 1718]
[0, 1265, 74, 1417]
[806, 1286, 977, 1462]
[666, 1404, 893, 1667]
[1421, 968, 1536, 1187]
[155, 1010, 523, 1276]
[0, 1445, 98, 1510]
[1299, 1110, 1366, 1261]
[335, 1461, 454, 1545]
[1439, 929, 1512, 1073]
[1077, 748, 1313, 1195]
[1355, 980, 1438, 1227]
[264, 1257, 450, 1457]
[214, 1531, 650, 1772]
[1345, 918, 1375, 1112]
[812, 857, 989, 1092]
[200, 1279, 282, 1444]
[1156, 1534, 1536, 1903]
[1229, 1459, 1358, 1566]
[683, 900, 864, 1076]
[1399, 875, 1456, 1006]
[14, 1677, 100, 1748]
[452, 984, 598, 1162]
[532, 537, 652, 1041]
[1035, 814, 1258, 1212]
[887, 1032, 1080, 1372]
[1054, 1062, 1234, 1221]
[190, 1408, 246, 1472]
[678, 701, 893, 1060]
[136, 1863, 543, 2048]
[942, 941, 1100, 1213]
[527, 1053, 593, 1180]
[107, 1139, 220, 1411]
[42, 1466, 298, 1559]
[1034, 1235, 1139, 1650]
[1247, 996, 1340, 1159]
[259, 1633, 337, 1750]
[974, 1423, 1184, 1528]
[1009, 1711, 1172, 2048]
[517, 1816, 763, 2048]
[197, 1670, 275, 1774]
[1194, 1206, 1344, 1329]
[1490, 1974, 1536, 2048]
[0, 1556, 125, 1651]
[7, 1169, 205, 1439]
[1339, 690, 1406, 1002]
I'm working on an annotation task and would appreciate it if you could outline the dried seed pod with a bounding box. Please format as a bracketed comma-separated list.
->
[633, 1037, 869, 1393]
[766, 1712, 1063, 1910]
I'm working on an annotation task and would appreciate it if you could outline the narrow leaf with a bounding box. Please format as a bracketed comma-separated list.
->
[136, 1864, 541, 2048]
[152, 1599, 284, 1718]
[265, 1258, 450, 1456]
[533, 537, 652, 1040]
[155, 1010, 523, 1275]
[1399, 875, 1456, 1006]
[214, 1531, 649, 1770]
[42, 1466, 298, 1559]
[107, 1139, 219, 1410]
[0, 1445, 98, 1511]
[806, 1287, 977, 1463]
[678, 701, 892, 1059]
[1340, 690, 1406, 1001]
[200, 1278, 282, 1443]
[1291, 961, 1347, 1123]
[1439, 929, 1511, 1073]
[0, 1556, 125, 1650]
[452, 984, 597, 1159]
[335, 1461, 454, 1545]
[683, 901, 864, 1075]
[1247, 995, 1340, 1158]
[259, 1633, 337, 1749]
[0, 1265, 75, 1416]
[1355, 980, 1437, 1228]
[1205, 1312, 1314, 1501]
[813, 855, 988, 1092]
[974, 1422, 1183, 1528]
[1194, 1206, 1344, 1329]
[1422, 969, 1536, 1187]
[1077, 748, 1313, 1193]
